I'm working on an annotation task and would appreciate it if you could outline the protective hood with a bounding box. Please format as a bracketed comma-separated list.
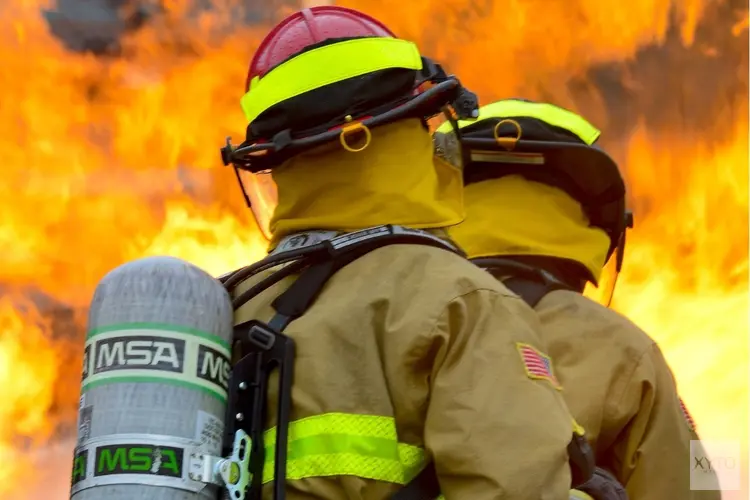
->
[448, 175, 610, 283]
[268, 119, 464, 246]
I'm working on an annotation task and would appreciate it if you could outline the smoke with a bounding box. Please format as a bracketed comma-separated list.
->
[42, 0, 303, 55]
[577, 0, 748, 143]
[42, 0, 158, 55]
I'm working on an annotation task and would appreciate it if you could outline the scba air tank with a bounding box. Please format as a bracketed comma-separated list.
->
[70, 256, 234, 500]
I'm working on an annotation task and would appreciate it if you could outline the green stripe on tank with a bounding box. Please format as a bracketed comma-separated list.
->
[87, 322, 231, 350]
[81, 377, 227, 403]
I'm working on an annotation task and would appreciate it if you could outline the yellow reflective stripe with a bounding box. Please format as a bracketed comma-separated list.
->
[241, 38, 423, 123]
[436, 99, 601, 145]
[261, 412, 426, 485]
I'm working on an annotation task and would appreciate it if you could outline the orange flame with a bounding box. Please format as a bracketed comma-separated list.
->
[0, 0, 747, 498]
[0, 298, 63, 493]
[614, 117, 749, 446]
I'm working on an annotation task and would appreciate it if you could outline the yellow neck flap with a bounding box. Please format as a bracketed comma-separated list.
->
[448, 175, 610, 282]
[269, 119, 465, 246]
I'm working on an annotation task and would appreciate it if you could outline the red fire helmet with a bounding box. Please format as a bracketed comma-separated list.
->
[245, 6, 397, 91]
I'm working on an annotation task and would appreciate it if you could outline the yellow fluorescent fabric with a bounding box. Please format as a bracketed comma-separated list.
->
[268, 119, 464, 246]
[448, 176, 610, 282]
[241, 38, 423, 123]
[261, 413, 425, 485]
[436, 99, 601, 145]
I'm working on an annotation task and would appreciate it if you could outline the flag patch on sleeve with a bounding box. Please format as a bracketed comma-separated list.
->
[679, 397, 696, 431]
[516, 343, 561, 390]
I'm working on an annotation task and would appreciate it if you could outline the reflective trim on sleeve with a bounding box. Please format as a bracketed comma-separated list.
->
[241, 38, 423, 124]
[436, 99, 601, 145]
[262, 412, 426, 485]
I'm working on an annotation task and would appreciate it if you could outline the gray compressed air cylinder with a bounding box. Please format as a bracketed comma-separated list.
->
[70, 256, 234, 500]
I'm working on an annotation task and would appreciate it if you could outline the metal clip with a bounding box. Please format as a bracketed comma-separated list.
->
[186, 430, 253, 500]
[220, 430, 253, 500]
[493, 119, 522, 150]
[339, 117, 372, 153]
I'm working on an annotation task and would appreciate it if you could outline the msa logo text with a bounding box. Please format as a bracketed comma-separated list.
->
[94, 444, 183, 478]
[197, 345, 231, 390]
[93, 336, 185, 374]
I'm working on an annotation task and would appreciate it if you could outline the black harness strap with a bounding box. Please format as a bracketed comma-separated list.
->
[502, 276, 558, 308]
[270, 258, 338, 328]
[472, 257, 572, 307]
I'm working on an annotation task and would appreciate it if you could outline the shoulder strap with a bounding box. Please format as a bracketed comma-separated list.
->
[502, 276, 558, 308]
[267, 226, 461, 327]
[470, 257, 572, 308]
[222, 225, 461, 297]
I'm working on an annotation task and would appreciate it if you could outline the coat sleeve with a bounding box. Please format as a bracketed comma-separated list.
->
[604, 343, 722, 500]
[424, 288, 575, 499]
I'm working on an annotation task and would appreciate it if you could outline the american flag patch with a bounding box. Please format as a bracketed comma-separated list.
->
[679, 397, 696, 431]
[516, 343, 561, 390]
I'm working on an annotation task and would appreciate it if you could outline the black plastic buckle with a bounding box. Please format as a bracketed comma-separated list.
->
[223, 319, 296, 500]
[419, 57, 448, 83]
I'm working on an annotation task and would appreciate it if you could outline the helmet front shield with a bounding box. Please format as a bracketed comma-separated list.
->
[234, 166, 277, 241]
[585, 211, 633, 307]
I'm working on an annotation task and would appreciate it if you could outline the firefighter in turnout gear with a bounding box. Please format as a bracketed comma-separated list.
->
[435, 98, 721, 500]
[218, 7, 595, 500]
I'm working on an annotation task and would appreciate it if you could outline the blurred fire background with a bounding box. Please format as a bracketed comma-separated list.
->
[0, 0, 747, 498]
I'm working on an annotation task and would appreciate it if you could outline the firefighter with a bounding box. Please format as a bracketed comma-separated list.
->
[435, 98, 721, 499]
[218, 7, 592, 499]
